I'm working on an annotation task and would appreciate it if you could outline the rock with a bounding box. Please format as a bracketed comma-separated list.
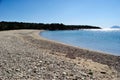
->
[100, 71, 106, 74]
[63, 72, 67, 75]
[28, 69, 32, 72]
[39, 60, 42, 63]
[15, 68, 20, 72]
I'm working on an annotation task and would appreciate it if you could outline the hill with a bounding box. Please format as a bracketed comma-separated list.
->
[111, 26, 120, 29]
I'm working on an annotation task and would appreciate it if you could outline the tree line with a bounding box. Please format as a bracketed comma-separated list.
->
[0, 21, 101, 31]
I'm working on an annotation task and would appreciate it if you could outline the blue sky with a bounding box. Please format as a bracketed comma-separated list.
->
[0, 0, 120, 28]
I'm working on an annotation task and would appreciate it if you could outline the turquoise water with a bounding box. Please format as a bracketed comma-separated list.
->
[41, 29, 120, 55]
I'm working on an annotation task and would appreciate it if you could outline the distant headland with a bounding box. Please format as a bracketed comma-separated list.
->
[111, 26, 120, 29]
[0, 21, 101, 31]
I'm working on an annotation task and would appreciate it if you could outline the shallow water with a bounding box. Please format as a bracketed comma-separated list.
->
[41, 29, 120, 56]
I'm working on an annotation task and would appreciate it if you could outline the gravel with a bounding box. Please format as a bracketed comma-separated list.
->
[0, 30, 119, 80]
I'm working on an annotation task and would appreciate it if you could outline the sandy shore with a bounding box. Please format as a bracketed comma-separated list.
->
[0, 30, 120, 80]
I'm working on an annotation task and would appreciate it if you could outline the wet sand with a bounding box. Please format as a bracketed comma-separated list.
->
[0, 30, 119, 80]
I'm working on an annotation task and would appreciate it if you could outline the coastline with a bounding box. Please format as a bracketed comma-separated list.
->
[39, 30, 117, 56]
[35, 31, 119, 63]
[0, 30, 119, 79]
[28, 30, 120, 74]
[40, 30, 120, 56]
[25, 30, 120, 70]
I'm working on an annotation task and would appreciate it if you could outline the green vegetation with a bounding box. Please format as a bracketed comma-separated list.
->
[0, 21, 101, 31]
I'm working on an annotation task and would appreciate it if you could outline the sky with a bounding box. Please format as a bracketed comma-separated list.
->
[0, 0, 120, 28]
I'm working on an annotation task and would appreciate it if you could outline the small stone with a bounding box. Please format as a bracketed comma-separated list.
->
[19, 72, 24, 77]
[79, 71, 87, 76]
[81, 77, 85, 80]
[28, 69, 32, 72]
[34, 66, 37, 69]
[39, 60, 42, 63]
[100, 71, 106, 74]
[63, 72, 67, 75]
[15, 68, 20, 72]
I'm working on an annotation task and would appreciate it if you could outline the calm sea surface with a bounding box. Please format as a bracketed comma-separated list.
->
[41, 29, 120, 55]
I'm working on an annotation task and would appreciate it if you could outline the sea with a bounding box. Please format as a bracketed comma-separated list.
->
[41, 28, 120, 56]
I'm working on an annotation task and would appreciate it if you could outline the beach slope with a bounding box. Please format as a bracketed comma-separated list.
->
[0, 30, 119, 80]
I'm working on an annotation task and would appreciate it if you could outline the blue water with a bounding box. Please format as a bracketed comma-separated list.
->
[41, 29, 120, 56]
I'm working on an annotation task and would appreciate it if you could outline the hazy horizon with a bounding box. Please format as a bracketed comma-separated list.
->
[0, 0, 120, 28]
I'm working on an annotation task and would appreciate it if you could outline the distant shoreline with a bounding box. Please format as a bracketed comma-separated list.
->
[0, 21, 101, 31]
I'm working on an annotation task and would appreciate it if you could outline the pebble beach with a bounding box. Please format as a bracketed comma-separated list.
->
[0, 30, 120, 80]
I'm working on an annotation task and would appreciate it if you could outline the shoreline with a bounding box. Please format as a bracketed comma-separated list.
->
[39, 30, 115, 56]
[0, 30, 120, 79]
[30, 30, 120, 70]
[40, 30, 119, 56]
